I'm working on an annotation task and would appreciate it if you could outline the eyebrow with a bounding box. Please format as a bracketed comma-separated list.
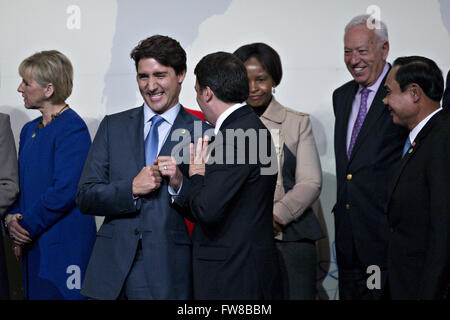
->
[138, 71, 168, 77]
[344, 46, 368, 51]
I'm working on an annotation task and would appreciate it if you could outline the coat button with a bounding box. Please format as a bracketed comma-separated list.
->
[347, 174, 352, 180]
[346, 204, 350, 210]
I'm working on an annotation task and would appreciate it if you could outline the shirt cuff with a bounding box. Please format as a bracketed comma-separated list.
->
[168, 179, 183, 196]
[273, 201, 293, 225]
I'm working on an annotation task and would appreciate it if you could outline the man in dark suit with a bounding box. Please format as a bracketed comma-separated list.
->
[332, 14, 408, 299]
[384, 56, 450, 300]
[77, 35, 206, 299]
[443, 70, 450, 109]
[0, 113, 19, 299]
[170, 52, 283, 299]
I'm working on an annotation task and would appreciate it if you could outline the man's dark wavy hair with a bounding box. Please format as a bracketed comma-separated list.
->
[130, 35, 186, 75]
[393, 56, 443, 102]
[194, 52, 249, 104]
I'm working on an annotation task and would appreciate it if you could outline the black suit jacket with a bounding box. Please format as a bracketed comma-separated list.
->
[175, 105, 283, 299]
[386, 110, 450, 300]
[443, 70, 450, 110]
[333, 69, 409, 268]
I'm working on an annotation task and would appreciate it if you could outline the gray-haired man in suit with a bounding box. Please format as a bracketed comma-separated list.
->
[332, 15, 408, 299]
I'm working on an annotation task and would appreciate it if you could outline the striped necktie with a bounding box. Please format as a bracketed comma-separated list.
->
[145, 115, 164, 165]
[348, 87, 371, 158]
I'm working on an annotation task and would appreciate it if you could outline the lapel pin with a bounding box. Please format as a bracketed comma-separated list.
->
[181, 129, 186, 134]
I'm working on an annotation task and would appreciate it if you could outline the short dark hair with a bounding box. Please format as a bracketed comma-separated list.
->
[393, 56, 444, 102]
[233, 42, 283, 86]
[194, 51, 249, 104]
[130, 35, 186, 75]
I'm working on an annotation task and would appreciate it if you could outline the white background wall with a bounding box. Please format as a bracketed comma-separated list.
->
[1, 0, 449, 299]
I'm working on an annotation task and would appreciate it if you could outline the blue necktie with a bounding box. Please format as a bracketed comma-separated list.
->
[145, 115, 164, 165]
[402, 137, 412, 158]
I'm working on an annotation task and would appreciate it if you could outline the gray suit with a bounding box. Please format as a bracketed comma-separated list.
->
[77, 106, 205, 300]
[0, 113, 19, 299]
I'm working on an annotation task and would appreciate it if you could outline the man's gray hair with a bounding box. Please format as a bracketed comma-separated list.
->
[345, 14, 389, 44]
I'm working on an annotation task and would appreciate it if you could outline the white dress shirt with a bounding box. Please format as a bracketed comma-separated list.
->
[409, 107, 443, 143]
[214, 103, 246, 135]
[143, 103, 182, 196]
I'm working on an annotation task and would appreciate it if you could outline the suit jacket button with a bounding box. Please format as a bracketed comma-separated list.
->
[134, 229, 140, 235]
[346, 174, 352, 180]
[346, 204, 350, 210]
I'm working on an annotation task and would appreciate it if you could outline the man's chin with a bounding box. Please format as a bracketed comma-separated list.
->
[390, 114, 400, 126]
[146, 101, 167, 114]
[353, 75, 369, 86]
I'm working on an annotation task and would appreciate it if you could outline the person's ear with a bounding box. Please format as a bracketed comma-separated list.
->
[382, 41, 389, 60]
[204, 86, 214, 103]
[177, 70, 186, 85]
[44, 83, 54, 99]
[408, 84, 421, 103]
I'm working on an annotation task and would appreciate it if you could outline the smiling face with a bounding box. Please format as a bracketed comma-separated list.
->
[244, 56, 275, 108]
[17, 70, 48, 109]
[137, 57, 185, 114]
[344, 24, 389, 87]
[384, 66, 419, 129]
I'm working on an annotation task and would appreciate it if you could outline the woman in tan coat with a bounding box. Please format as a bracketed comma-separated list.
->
[234, 43, 324, 299]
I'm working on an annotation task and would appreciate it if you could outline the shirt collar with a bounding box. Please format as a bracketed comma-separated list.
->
[409, 107, 442, 143]
[214, 103, 245, 135]
[143, 102, 180, 125]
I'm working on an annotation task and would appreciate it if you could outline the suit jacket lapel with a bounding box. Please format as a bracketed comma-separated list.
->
[348, 66, 391, 163]
[128, 106, 145, 169]
[337, 83, 358, 165]
[159, 106, 194, 158]
[349, 87, 387, 161]
[386, 110, 444, 209]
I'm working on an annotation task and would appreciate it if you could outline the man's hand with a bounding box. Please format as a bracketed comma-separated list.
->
[156, 156, 183, 192]
[189, 136, 210, 177]
[6, 213, 32, 246]
[132, 165, 162, 196]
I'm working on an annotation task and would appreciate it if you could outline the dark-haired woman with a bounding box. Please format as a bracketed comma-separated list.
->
[234, 43, 325, 299]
